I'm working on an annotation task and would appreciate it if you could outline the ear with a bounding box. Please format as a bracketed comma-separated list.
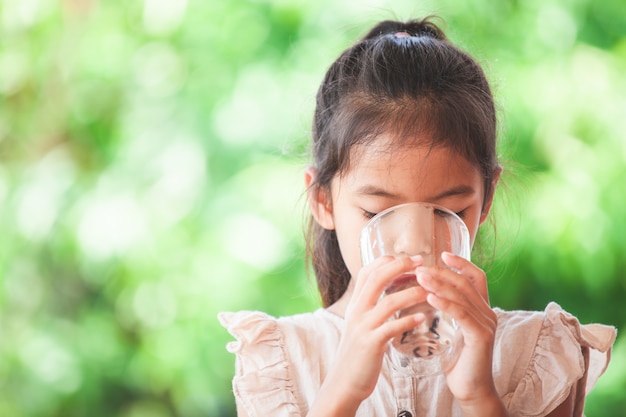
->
[479, 165, 503, 225]
[304, 166, 335, 230]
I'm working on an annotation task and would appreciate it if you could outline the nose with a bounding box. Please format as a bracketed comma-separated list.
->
[392, 209, 435, 263]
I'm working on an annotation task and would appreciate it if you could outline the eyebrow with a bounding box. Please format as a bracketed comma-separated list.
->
[356, 185, 401, 199]
[431, 184, 477, 201]
[356, 184, 476, 201]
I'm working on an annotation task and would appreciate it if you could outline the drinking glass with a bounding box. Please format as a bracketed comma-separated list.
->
[360, 202, 470, 377]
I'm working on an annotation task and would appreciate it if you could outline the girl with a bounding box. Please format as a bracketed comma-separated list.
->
[219, 18, 616, 417]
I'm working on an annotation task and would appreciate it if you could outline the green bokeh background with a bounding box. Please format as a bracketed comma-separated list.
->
[0, 0, 624, 416]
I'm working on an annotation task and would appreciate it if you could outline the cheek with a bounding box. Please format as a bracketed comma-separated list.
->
[459, 206, 485, 248]
[333, 219, 366, 279]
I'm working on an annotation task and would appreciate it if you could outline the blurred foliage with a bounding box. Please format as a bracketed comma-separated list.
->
[0, 0, 624, 416]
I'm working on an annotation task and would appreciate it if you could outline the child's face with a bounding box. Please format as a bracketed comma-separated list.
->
[309, 134, 496, 281]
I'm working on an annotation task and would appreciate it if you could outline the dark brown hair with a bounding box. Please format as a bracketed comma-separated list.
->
[307, 18, 500, 307]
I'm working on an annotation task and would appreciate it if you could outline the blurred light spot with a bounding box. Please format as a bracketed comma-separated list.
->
[4, 259, 43, 313]
[529, 138, 607, 257]
[77, 193, 148, 259]
[94, 33, 133, 78]
[143, 0, 187, 35]
[572, 47, 611, 98]
[0, 51, 28, 95]
[224, 157, 304, 231]
[16, 182, 58, 241]
[203, 254, 261, 309]
[118, 123, 171, 164]
[21, 333, 82, 393]
[16, 147, 75, 241]
[147, 138, 206, 225]
[132, 42, 187, 97]
[1, 0, 52, 31]
[220, 213, 289, 271]
[213, 65, 284, 146]
[132, 282, 178, 328]
[17, 0, 42, 26]
[537, 4, 577, 51]
[144, 326, 188, 364]
[529, 182, 566, 244]
[219, 8, 270, 56]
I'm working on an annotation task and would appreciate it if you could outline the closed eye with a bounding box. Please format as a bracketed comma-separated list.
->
[362, 209, 377, 219]
[435, 207, 467, 219]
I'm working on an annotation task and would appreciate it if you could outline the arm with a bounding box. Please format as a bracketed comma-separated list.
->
[305, 380, 360, 417]
[418, 253, 508, 417]
[306, 256, 428, 417]
[422, 253, 580, 417]
[457, 396, 510, 417]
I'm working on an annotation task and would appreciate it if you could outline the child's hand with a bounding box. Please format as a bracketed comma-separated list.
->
[416, 252, 503, 414]
[324, 255, 427, 408]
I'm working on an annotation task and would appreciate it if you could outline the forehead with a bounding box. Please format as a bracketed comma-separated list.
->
[341, 135, 483, 197]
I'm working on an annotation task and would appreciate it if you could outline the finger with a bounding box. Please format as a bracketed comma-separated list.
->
[416, 268, 488, 314]
[352, 255, 395, 300]
[356, 255, 424, 307]
[375, 312, 426, 342]
[426, 292, 497, 346]
[441, 252, 490, 302]
[418, 269, 496, 332]
[372, 284, 428, 326]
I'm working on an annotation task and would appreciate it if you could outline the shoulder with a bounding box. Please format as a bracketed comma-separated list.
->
[493, 302, 616, 416]
[218, 309, 342, 354]
[218, 309, 343, 416]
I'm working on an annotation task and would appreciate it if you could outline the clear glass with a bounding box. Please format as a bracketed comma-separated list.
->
[360, 202, 470, 377]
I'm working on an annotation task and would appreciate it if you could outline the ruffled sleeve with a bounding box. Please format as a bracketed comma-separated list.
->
[218, 311, 302, 417]
[497, 302, 616, 417]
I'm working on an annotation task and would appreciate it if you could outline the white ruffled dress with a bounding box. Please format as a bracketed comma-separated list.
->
[219, 303, 616, 417]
